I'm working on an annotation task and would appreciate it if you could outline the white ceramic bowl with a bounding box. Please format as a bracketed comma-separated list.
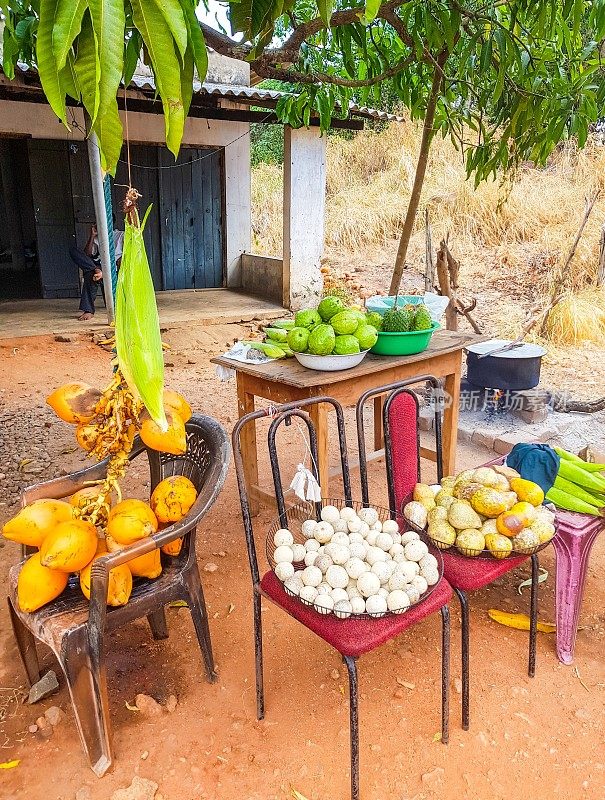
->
[294, 350, 370, 371]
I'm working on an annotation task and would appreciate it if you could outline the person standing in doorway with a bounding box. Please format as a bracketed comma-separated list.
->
[69, 218, 124, 320]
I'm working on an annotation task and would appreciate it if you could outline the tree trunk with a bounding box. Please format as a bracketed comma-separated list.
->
[598, 220, 605, 287]
[389, 52, 447, 296]
[424, 208, 435, 292]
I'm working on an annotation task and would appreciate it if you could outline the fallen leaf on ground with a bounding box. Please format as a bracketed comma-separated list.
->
[125, 701, 140, 712]
[0, 760, 20, 769]
[432, 732, 442, 743]
[168, 600, 188, 608]
[291, 789, 309, 800]
[488, 609, 555, 633]
[517, 568, 548, 595]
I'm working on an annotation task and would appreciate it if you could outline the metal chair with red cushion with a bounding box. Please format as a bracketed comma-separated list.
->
[356, 377, 539, 731]
[233, 396, 452, 800]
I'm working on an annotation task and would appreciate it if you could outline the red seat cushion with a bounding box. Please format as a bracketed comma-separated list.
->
[260, 571, 453, 658]
[441, 551, 528, 592]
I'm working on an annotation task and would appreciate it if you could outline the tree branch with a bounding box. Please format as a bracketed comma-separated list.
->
[253, 51, 416, 87]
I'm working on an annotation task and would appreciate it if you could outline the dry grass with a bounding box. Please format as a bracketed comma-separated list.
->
[544, 289, 605, 345]
[251, 122, 605, 293]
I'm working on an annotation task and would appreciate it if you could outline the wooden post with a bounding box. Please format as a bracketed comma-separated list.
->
[86, 131, 115, 324]
[436, 241, 457, 330]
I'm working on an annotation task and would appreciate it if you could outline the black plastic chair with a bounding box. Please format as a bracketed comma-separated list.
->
[7, 413, 230, 776]
[233, 396, 451, 800]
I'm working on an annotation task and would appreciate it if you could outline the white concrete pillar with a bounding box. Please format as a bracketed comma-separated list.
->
[222, 101, 251, 288]
[283, 126, 326, 310]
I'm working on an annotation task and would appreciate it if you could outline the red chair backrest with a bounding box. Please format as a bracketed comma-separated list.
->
[385, 389, 420, 524]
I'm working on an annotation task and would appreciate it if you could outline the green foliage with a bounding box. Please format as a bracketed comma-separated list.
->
[1, 0, 209, 174]
[251, 123, 284, 165]
[231, 0, 605, 183]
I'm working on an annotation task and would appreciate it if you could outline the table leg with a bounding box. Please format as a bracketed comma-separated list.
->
[442, 359, 461, 477]
[236, 378, 260, 516]
[310, 402, 329, 497]
[552, 526, 602, 665]
[373, 395, 384, 452]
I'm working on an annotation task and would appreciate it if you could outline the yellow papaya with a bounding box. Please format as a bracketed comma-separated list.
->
[17, 552, 69, 612]
[510, 478, 545, 507]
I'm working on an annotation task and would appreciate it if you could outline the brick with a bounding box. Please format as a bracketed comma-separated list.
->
[471, 428, 496, 450]
[518, 408, 549, 425]
[457, 424, 473, 443]
[493, 431, 530, 455]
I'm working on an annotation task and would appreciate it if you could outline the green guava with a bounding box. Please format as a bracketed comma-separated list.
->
[308, 324, 336, 355]
[294, 308, 322, 329]
[333, 335, 361, 355]
[317, 295, 345, 321]
[330, 311, 359, 335]
[287, 327, 310, 353]
[354, 324, 378, 350]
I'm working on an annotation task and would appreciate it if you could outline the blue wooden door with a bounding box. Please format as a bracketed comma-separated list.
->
[159, 147, 223, 290]
[28, 140, 79, 298]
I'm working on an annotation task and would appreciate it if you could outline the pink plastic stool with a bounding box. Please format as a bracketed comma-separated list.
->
[552, 510, 605, 664]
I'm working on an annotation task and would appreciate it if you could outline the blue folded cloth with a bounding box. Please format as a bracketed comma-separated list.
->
[506, 443, 560, 495]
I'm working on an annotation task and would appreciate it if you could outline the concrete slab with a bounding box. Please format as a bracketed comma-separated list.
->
[0, 289, 285, 339]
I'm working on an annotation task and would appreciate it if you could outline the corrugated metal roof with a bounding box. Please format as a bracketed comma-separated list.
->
[8, 63, 404, 123]
[122, 75, 405, 123]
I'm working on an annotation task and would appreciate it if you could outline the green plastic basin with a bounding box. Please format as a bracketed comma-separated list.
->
[370, 321, 440, 356]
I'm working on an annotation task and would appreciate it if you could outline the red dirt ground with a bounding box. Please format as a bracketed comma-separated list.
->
[1, 330, 605, 800]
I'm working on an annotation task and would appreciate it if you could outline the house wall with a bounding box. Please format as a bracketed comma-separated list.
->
[0, 98, 251, 289]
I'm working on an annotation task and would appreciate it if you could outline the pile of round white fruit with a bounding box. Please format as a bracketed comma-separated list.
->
[271, 504, 440, 618]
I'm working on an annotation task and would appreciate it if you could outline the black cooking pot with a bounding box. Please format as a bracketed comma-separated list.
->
[465, 339, 546, 391]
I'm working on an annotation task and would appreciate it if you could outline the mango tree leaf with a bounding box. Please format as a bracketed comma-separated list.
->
[361, 0, 381, 25]
[151, 0, 188, 61]
[37, 0, 67, 123]
[59, 51, 80, 100]
[93, 95, 123, 174]
[316, 0, 334, 27]
[88, 0, 126, 121]
[2, 26, 19, 80]
[181, 45, 194, 118]
[74, 9, 101, 125]
[131, 0, 184, 157]
[123, 30, 142, 87]
[53, 0, 87, 71]
[180, 0, 208, 81]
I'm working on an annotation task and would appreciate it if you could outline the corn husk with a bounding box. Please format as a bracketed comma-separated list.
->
[115, 206, 167, 430]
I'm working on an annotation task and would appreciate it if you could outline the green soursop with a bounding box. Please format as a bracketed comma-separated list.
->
[412, 305, 432, 331]
[381, 305, 414, 332]
[308, 324, 336, 355]
[333, 335, 360, 355]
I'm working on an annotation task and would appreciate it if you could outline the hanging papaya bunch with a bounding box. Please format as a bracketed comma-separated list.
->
[1, 0, 208, 173]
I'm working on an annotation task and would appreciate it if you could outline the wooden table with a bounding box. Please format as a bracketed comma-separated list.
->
[214, 330, 484, 512]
